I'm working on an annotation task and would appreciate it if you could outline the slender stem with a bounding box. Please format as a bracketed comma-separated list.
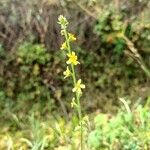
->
[76, 94, 83, 150]
[64, 28, 83, 150]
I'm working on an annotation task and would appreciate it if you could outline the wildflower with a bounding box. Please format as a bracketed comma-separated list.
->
[66, 52, 80, 65]
[72, 79, 85, 94]
[60, 42, 67, 50]
[82, 115, 89, 126]
[58, 15, 68, 29]
[60, 29, 65, 35]
[63, 66, 71, 79]
[71, 97, 77, 108]
[69, 33, 76, 41]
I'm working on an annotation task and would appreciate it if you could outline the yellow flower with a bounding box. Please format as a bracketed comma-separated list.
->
[68, 33, 76, 41]
[60, 42, 67, 50]
[71, 97, 77, 108]
[66, 52, 80, 65]
[60, 29, 65, 35]
[72, 79, 85, 94]
[63, 66, 71, 78]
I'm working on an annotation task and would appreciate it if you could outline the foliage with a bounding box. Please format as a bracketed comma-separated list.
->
[95, 9, 125, 55]
[0, 0, 149, 112]
[88, 98, 150, 150]
[0, 42, 55, 115]
[17, 42, 50, 65]
[94, 4, 150, 78]
[94, 5, 150, 56]
[0, 1, 150, 149]
[0, 98, 150, 149]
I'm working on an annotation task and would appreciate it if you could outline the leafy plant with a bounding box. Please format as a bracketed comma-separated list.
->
[88, 98, 150, 149]
[17, 42, 50, 65]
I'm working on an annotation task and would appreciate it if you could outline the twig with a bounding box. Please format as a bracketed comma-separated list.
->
[72, 0, 98, 20]
[119, 98, 131, 114]
[122, 35, 150, 79]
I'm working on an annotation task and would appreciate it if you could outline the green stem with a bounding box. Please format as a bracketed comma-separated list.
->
[64, 28, 83, 150]
[76, 94, 83, 150]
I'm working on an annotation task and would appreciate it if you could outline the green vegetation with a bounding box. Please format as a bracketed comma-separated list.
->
[0, 0, 150, 149]
[0, 97, 150, 149]
[88, 97, 150, 149]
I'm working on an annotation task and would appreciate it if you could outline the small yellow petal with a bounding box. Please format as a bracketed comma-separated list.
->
[67, 53, 71, 57]
[60, 42, 67, 50]
[80, 84, 85, 89]
[72, 52, 75, 55]
[72, 87, 76, 92]
[66, 60, 70, 64]
[78, 79, 81, 84]
[69, 33, 76, 41]
[63, 66, 71, 78]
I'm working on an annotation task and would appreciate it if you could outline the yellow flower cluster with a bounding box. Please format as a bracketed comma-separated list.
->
[58, 15, 68, 29]
[58, 15, 85, 96]
[60, 33, 76, 50]
[58, 15, 86, 149]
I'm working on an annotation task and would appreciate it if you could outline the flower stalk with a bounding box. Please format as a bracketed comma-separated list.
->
[58, 15, 85, 150]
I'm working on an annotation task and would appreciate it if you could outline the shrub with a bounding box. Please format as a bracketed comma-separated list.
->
[88, 98, 150, 149]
